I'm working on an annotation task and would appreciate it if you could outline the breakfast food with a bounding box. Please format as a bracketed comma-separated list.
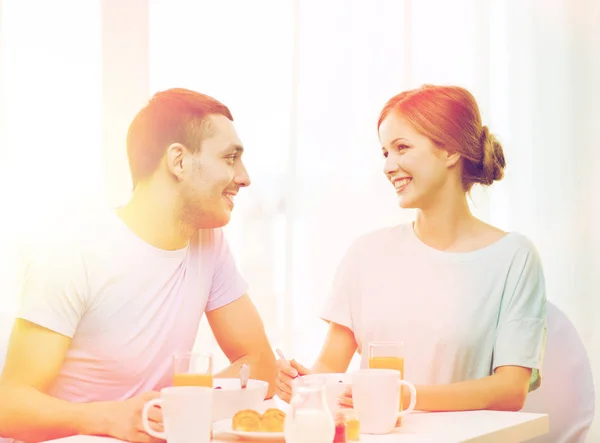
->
[232, 409, 262, 432]
[232, 408, 286, 433]
[261, 408, 286, 432]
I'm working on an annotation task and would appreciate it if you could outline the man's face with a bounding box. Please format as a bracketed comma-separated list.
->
[177, 114, 251, 229]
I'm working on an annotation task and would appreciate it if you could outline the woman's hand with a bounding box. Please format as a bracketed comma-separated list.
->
[338, 386, 353, 408]
[274, 358, 312, 403]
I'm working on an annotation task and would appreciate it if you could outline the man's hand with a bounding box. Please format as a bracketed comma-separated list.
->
[0, 320, 165, 442]
[93, 391, 164, 443]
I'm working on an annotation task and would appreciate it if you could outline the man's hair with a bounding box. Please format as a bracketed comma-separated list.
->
[126, 88, 233, 187]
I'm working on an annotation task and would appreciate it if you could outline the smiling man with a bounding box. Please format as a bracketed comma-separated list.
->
[0, 89, 277, 443]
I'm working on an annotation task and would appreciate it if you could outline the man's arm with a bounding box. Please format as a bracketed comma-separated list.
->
[312, 322, 357, 373]
[0, 319, 96, 441]
[207, 294, 277, 398]
[0, 320, 160, 443]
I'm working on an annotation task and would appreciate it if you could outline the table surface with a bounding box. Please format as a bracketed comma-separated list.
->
[42, 398, 549, 443]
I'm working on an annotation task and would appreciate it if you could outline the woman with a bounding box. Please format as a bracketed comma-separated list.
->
[276, 85, 547, 412]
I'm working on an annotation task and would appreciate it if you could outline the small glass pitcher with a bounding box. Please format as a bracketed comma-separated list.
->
[284, 378, 335, 443]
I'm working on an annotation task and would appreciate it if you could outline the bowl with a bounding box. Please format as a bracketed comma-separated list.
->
[299, 373, 352, 414]
[212, 378, 269, 421]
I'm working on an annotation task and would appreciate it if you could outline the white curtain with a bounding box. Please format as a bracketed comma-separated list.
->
[1, 0, 598, 438]
[0, 0, 103, 314]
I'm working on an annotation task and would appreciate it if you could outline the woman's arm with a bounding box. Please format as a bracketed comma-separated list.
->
[274, 322, 358, 402]
[406, 366, 532, 412]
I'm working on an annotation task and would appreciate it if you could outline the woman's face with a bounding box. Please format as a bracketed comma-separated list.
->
[379, 112, 459, 210]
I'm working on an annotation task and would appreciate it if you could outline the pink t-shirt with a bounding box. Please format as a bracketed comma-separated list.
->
[17, 208, 247, 402]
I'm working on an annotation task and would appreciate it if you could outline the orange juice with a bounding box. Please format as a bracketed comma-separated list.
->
[368, 356, 404, 378]
[369, 356, 405, 425]
[173, 373, 213, 387]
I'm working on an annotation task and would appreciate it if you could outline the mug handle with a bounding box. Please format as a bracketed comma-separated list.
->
[142, 398, 166, 439]
[396, 380, 417, 418]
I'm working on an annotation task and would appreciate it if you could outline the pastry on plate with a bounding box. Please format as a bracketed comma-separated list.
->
[260, 408, 286, 432]
[232, 409, 262, 432]
[231, 408, 286, 433]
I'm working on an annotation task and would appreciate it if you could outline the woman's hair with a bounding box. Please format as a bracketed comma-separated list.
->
[378, 85, 506, 191]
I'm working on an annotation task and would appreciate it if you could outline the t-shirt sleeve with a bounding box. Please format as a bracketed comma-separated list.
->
[205, 229, 248, 312]
[319, 240, 362, 331]
[16, 240, 89, 338]
[493, 240, 547, 392]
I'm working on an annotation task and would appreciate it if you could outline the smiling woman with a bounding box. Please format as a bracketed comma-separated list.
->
[0, 0, 102, 314]
[275, 85, 547, 418]
[378, 85, 506, 211]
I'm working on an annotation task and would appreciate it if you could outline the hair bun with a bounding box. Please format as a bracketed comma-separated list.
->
[480, 126, 506, 185]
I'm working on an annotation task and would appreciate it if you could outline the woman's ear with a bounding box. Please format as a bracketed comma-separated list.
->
[445, 151, 461, 168]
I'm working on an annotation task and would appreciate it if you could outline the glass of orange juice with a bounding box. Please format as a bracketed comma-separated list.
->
[173, 352, 213, 388]
[368, 341, 405, 426]
[368, 342, 404, 377]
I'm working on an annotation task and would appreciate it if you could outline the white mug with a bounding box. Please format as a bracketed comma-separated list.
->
[352, 369, 417, 434]
[142, 386, 213, 443]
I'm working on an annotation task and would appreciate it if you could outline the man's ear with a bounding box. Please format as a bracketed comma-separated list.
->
[165, 143, 188, 181]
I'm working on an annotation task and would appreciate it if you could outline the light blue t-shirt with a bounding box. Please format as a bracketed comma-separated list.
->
[321, 223, 547, 391]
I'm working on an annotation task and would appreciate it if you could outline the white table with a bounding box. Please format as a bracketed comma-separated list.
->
[42, 399, 548, 443]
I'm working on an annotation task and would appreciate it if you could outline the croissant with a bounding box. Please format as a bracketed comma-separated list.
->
[232, 409, 262, 432]
[260, 408, 286, 432]
[232, 408, 286, 433]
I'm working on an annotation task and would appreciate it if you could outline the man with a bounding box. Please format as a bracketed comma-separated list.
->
[0, 88, 277, 442]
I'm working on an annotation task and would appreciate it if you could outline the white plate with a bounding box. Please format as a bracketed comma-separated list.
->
[212, 419, 285, 441]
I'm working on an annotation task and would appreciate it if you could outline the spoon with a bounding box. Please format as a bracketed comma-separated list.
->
[240, 363, 250, 389]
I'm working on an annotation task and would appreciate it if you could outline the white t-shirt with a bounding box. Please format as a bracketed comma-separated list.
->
[321, 223, 547, 390]
[16, 208, 247, 402]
